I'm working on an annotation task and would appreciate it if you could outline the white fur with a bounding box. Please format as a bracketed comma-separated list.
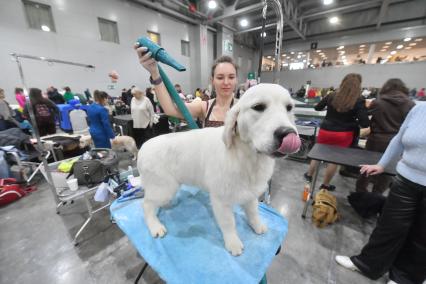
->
[111, 136, 138, 160]
[137, 83, 297, 256]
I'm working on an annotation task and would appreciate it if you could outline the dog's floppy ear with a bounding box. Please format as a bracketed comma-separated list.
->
[222, 106, 239, 148]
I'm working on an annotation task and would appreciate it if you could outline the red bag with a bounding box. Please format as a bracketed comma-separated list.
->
[0, 178, 37, 206]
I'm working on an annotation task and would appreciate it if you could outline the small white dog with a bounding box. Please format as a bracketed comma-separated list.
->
[111, 136, 138, 160]
[138, 83, 301, 256]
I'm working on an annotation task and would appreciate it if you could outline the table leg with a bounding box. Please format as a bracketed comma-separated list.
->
[135, 262, 148, 284]
[301, 160, 322, 218]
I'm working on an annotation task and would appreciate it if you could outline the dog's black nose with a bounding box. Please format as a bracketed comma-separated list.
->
[274, 127, 296, 142]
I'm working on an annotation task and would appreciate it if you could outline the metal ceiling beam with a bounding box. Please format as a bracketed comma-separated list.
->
[134, 0, 200, 25]
[208, 3, 264, 23]
[235, 23, 276, 34]
[282, 12, 305, 39]
[165, 0, 235, 31]
[300, 0, 382, 20]
[376, 0, 391, 29]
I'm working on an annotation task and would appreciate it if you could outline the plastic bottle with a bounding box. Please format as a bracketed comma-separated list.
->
[302, 182, 311, 201]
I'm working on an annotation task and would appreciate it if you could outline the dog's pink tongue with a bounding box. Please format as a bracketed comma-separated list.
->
[278, 133, 301, 154]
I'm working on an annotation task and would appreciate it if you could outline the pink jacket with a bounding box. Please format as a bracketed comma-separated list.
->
[15, 93, 26, 108]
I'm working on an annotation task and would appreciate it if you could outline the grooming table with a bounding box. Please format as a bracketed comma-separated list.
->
[110, 185, 288, 284]
[301, 144, 397, 218]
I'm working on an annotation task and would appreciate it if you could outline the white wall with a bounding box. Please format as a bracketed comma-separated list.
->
[0, 0, 208, 101]
[261, 61, 426, 91]
[233, 44, 258, 85]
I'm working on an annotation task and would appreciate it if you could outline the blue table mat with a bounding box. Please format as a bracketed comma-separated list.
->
[110, 185, 288, 284]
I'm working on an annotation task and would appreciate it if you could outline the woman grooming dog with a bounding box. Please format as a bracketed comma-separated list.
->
[135, 44, 237, 127]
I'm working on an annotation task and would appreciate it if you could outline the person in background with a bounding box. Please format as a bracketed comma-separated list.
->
[87, 90, 115, 148]
[307, 87, 316, 99]
[356, 79, 415, 193]
[0, 88, 20, 131]
[336, 103, 426, 284]
[63, 87, 75, 103]
[416, 87, 425, 99]
[84, 88, 92, 102]
[408, 88, 417, 98]
[136, 43, 237, 128]
[145, 87, 156, 110]
[361, 88, 371, 98]
[304, 73, 370, 191]
[15, 87, 26, 109]
[296, 85, 306, 98]
[47, 86, 65, 104]
[131, 87, 155, 148]
[235, 84, 246, 99]
[24, 88, 59, 136]
[195, 88, 202, 99]
[174, 84, 186, 100]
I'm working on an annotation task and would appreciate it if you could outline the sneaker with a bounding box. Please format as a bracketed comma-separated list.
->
[320, 184, 336, 191]
[303, 172, 312, 182]
[335, 255, 360, 272]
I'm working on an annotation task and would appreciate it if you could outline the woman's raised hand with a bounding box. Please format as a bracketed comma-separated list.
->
[359, 164, 385, 176]
[134, 44, 160, 78]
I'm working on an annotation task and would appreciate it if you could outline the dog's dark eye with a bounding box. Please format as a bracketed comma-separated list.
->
[252, 103, 266, 112]
[286, 104, 293, 112]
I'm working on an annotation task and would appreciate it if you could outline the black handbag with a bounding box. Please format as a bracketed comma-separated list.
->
[72, 148, 119, 185]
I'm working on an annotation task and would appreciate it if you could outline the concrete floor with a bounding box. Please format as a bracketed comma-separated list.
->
[0, 156, 392, 284]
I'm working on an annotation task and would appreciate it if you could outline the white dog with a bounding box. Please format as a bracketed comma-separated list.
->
[111, 136, 138, 160]
[137, 83, 301, 256]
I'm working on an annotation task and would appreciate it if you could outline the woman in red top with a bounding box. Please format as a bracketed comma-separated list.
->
[304, 73, 370, 190]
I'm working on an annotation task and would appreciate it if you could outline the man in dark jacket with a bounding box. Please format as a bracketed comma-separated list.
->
[47, 87, 65, 104]
[356, 79, 415, 193]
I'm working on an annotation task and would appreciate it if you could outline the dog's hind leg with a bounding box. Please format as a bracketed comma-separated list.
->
[211, 196, 244, 256]
[242, 199, 268, 234]
[143, 181, 179, 238]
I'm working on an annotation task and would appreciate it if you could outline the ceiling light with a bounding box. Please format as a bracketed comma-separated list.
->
[409, 43, 417, 46]
[267, 55, 272, 59]
[405, 46, 412, 50]
[290, 51, 295, 54]
[380, 49, 386, 52]
[403, 37, 411, 42]
[207, 0, 217, 9]
[240, 19, 248, 27]
[297, 55, 301, 59]
[282, 54, 286, 56]
[261, 32, 266, 37]
[323, 0, 333, 5]
[359, 44, 366, 47]
[414, 38, 423, 42]
[385, 42, 392, 45]
[329, 16, 339, 24]
[339, 51, 345, 54]
[387, 55, 392, 58]
[41, 25, 50, 32]
[396, 45, 404, 49]
[382, 46, 389, 49]
[342, 55, 346, 59]
[303, 59, 307, 63]
[298, 51, 303, 54]
[337, 45, 344, 50]
[390, 51, 396, 55]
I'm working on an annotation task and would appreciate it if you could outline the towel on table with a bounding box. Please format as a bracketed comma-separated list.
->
[110, 185, 288, 284]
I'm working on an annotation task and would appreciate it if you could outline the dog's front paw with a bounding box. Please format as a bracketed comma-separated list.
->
[225, 236, 244, 256]
[251, 222, 268, 235]
[148, 222, 167, 238]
